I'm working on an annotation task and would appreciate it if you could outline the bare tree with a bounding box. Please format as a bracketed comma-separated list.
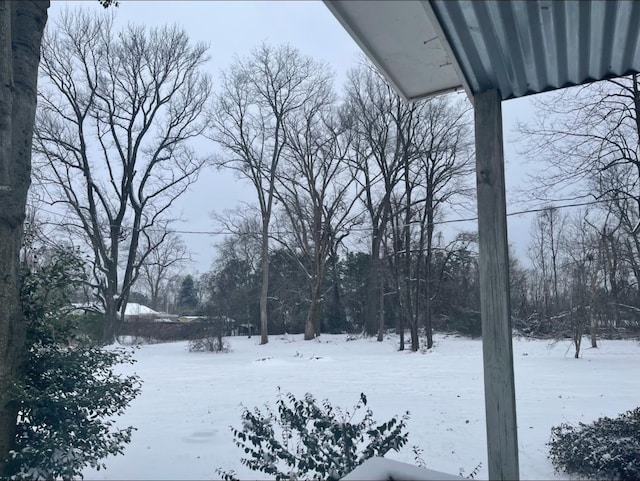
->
[528, 206, 567, 319]
[32, 9, 211, 343]
[210, 43, 332, 344]
[519, 75, 640, 208]
[410, 96, 473, 349]
[343, 62, 404, 338]
[0, 2, 49, 473]
[137, 232, 191, 311]
[561, 212, 600, 358]
[345, 61, 473, 347]
[519, 76, 640, 292]
[276, 100, 360, 340]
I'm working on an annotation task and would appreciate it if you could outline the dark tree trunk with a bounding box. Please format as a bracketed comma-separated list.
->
[424, 206, 435, 349]
[102, 298, 120, 345]
[305, 278, 322, 340]
[259, 222, 269, 345]
[0, 1, 49, 475]
[365, 236, 381, 336]
[377, 275, 385, 342]
[330, 252, 346, 331]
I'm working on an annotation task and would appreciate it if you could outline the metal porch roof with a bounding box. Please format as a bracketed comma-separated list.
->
[325, 0, 640, 102]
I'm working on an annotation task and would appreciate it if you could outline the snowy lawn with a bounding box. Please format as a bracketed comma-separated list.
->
[83, 334, 640, 480]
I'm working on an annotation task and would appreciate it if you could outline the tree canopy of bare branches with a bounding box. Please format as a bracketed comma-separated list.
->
[275, 90, 360, 340]
[33, 9, 211, 343]
[344, 61, 473, 347]
[209, 43, 333, 344]
[137, 232, 191, 312]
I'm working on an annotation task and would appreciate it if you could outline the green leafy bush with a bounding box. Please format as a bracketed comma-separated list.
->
[220, 389, 410, 481]
[5, 253, 141, 480]
[548, 407, 640, 480]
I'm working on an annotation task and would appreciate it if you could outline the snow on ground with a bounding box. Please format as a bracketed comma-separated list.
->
[83, 334, 640, 480]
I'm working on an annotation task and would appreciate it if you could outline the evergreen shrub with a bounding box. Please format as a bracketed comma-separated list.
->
[548, 407, 640, 481]
[219, 389, 410, 480]
[5, 253, 141, 480]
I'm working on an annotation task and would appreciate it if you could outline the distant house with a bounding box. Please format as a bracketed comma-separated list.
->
[124, 303, 179, 322]
[177, 315, 206, 323]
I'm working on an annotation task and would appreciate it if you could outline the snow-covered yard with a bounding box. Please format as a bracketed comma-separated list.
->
[83, 334, 640, 480]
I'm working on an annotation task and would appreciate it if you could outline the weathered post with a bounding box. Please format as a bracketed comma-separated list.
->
[474, 89, 519, 480]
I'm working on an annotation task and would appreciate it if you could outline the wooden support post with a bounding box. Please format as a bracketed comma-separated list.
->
[474, 89, 519, 481]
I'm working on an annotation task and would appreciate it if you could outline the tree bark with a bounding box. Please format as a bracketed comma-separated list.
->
[377, 271, 385, 342]
[303, 273, 324, 340]
[424, 203, 435, 349]
[259, 220, 269, 345]
[0, 1, 49, 475]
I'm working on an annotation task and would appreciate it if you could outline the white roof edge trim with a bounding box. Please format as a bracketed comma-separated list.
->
[324, 0, 472, 104]
[422, 0, 474, 104]
[323, 1, 413, 102]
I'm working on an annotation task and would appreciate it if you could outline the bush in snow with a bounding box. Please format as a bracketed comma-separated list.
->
[548, 407, 640, 480]
[219, 389, 410, 481]
[4, 253, 141, 480]
[188, 334, 229, 353]
[188, 318, 229, 352]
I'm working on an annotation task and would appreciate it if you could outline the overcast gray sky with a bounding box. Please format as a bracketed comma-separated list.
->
[48, 0, 540, 273]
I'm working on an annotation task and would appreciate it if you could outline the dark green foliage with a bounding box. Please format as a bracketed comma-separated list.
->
[204, 258, 260, 334]
[340, 252, 370, 332]
[267, 249, 310, 334]
[222, 390, 410, 481]
[5, 253, 141, 480]
[548, 407, 640, 480]
[177, 275, 199, 314]
[73, 310, 105, 344]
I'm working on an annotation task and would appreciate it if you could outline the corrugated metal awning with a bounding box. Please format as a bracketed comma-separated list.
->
[325, 0, 640, 101]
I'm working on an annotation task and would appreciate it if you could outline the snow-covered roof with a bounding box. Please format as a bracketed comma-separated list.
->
[124, 303, 160, 316]
[341, 457, 459, 481]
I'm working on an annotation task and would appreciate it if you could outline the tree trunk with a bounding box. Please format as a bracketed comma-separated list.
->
[424, 206, 435, 349]
[574, 326, 582, 358]
[330, 252, 346, 331]
[409, 320, 419, 352]
[365, 237, 381, 336]
[102, 285, 120, 345]
[0, 1, 49, 475]
[377, 275, 385, 342]
[259, 222, 269, 345]
[305, 279, 322, 340]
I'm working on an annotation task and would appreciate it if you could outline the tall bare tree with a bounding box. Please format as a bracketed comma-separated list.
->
[343, 62, 404, 338]
[276, 99, 359, 340]
[210, 43, 332, 344]
[410, 96, 473, 349]
[32, 9, 211, 343]
[561, 212, 601, 358]
[528, 206, 567, 319]
[0, 1, 49, 473]
[345, 62, 472, 346]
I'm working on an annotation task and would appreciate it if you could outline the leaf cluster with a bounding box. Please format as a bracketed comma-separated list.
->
[548, 407, 640, 480]
[5, 253, 141, 480]
[223, 389, 410, 480]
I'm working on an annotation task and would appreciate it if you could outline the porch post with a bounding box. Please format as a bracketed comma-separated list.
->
[474, 89, 519, 480]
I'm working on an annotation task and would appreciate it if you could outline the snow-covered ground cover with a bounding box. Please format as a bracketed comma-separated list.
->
[83, 334, 640, 480]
